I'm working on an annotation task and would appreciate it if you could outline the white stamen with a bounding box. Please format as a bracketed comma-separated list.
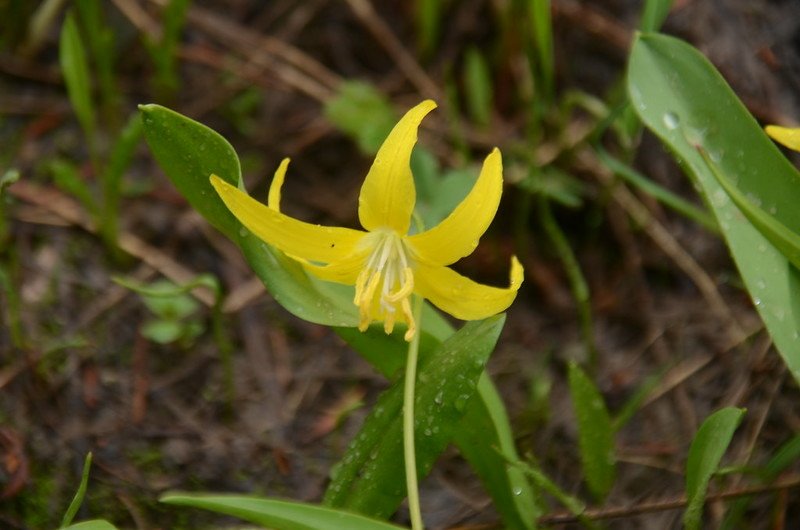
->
[354, 229, 415, 338]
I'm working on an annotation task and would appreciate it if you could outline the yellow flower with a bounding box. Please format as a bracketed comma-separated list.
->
[765, 125, 800, 152]
[210, 100, 523, 341]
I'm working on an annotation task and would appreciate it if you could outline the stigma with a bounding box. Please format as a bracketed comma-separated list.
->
[353, 229, 416, 340]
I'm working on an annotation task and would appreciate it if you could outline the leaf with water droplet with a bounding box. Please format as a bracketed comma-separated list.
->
[628, 32, 800, 384]
[322, 316, 505, 519]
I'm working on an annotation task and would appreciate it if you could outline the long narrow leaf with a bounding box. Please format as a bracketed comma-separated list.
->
[59, 13, 95, 140]
[60, 453, 93, 528]
[62, 522, 118, 530]
[162, 494, 405, 530]
[639, 0, 674, 32]
[627, 32, 800, 384]
[568, 363, 615, 500]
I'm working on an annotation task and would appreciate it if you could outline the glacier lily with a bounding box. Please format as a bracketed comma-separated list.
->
[766, 125, 800, 152]
[210, 100, 523, 341]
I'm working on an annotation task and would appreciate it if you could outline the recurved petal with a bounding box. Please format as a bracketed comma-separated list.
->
[211, 174, 365, 263]
[765, 125, 800, 152]
[415, 256, 524, 320]
[268, 158, 291, 211]
[358, 100, 437, 234]
[407, 148, 503, 265]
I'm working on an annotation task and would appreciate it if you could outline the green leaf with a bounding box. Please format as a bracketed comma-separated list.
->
[101, 112, 143, 238]
[62, 521, 118, 530]
[336, 317, 539, 529]
[139, 104, 242, 239]
[324, 82, 398, 155]
[595, 146, 717, 232]
[139, 104, 359, 328]
[324, 316, 505, 516]
[508, 459, 587, 522]
[61, 453, 93, 528]
[639, 0, 673, 32]
[568, 363, 615, 500]
[415, 0, 442, 58]
[141, 319, 185, 344]
[627, 32, 800, 385]
[59, 12, 95, 140]
[50, 159, 97, 217]
[684, 407, 745, 530]
[698, 148, 800, 271]
[75, 0, 118, 116]
[161, 494, 405, 530]
[144, 0, 190, 95]
[463, 47, 493, 127]
[526, 0, 554, 100]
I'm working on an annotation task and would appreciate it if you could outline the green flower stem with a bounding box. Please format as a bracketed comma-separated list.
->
[404, 295, 424, 530]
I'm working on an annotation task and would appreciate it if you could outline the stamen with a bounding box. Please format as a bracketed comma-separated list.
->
[386, 267, 414, 303]
[354, 230, 416, 339]
[401, 297, 415, 341]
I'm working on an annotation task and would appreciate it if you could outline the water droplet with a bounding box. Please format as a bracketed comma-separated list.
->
[662, 112, 679, 130]
[434, 391, 444, 406]
[513, 487, 523, 496]
[454, 394, 470, 412]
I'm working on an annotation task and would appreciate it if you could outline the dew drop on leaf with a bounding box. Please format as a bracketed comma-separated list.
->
[662, 112, 680, 130]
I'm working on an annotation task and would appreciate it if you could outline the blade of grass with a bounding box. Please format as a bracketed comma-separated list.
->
[60, 453, 93, 528]
[60, 12, 96, 151]
[595, 145, 718, 233]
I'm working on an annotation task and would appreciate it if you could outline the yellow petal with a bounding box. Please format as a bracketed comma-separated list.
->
[407, 148, 503, 266]
[268, 158, 290, 211]
[211, 174, 364, 263]
[414, 256, 524, 320]
[358, 100, 437, 233]
[303, 248, 370, 284]
[765, 125, 800, 152]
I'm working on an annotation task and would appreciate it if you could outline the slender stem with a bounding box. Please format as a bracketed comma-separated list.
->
[538, 195, 598, 371]
[403, 295, 424, 530]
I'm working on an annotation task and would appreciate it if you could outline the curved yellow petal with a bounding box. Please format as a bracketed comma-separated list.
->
[211, 174, 364, 263]
[414, 256, 524, 320]
[407, 148, 503, 266]
[358, 100, 437, 233]
[303, 247, 370, 284]
[765, 125, 800, 152]
[268, 158, 290, 211]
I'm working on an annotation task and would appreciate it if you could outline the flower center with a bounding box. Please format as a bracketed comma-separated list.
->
[353, 230, 416, 340]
